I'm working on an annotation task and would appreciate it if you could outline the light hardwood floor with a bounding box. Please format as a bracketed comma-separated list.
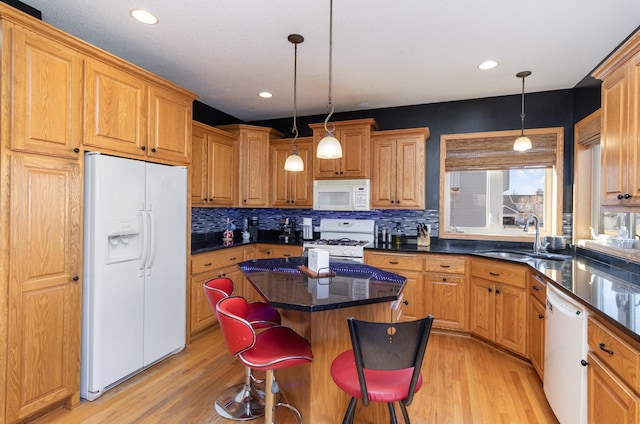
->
[31, 328, 559, 424]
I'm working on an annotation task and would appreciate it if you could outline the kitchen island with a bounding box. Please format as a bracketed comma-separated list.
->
[238, 257, 407, 423]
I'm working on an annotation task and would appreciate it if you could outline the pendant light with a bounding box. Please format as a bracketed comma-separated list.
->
[513, 70, 533, 151]
[316, 0, 342, 159]
[284, 34, 305, 172]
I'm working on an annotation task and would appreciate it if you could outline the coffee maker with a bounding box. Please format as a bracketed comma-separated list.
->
[248, 217, 259, 242]
[279, 217, 296, 243]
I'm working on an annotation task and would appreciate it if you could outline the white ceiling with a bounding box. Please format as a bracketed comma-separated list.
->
[22, 0, 640, 121]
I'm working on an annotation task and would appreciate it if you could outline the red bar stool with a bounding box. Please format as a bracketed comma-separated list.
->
[216, 296, 313, 424]
[330, 315, 434, 424]
[203, 277, 281, 420]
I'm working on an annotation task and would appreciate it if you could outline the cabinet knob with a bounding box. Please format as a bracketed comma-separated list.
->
[442, 277, 447, 282]
[403, 300, 409, 305]
[72, 275, 79, 281]
[73, 147, 80, 153]
[488, 287, 493, 293]
[538, 314, 544, 319]
[396, 200, 400, 204]
[581, 359, 589, 367]
[624, 193, 631, 199]
[335, 172, 339, 175]
[532, 285, 540, 291]
[141, 146, 146, 151]
[151, 148, 157, 153]
[243, 199, 247, 203]
[390, 200, 395, 204]
[495, 288, 501, 294]
[340, 171, 344, 175]
[489, 272, 500, 277]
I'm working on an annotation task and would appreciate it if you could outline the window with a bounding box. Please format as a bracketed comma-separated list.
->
[440, 128, 564, 241]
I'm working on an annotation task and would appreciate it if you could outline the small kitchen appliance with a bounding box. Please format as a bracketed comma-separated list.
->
[301, 217, 313, 240]
[302, 219, 376, 262]
[248, 217, 259, 242]
[279, 217, 296, 243]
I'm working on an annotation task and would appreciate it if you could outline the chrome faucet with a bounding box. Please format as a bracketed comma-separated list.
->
[524, 214, 542, 255]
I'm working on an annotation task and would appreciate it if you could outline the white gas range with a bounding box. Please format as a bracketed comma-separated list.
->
[302, 219, 375, 263]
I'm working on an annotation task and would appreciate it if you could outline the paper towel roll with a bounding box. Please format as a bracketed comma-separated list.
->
[308, 248, 329, 273]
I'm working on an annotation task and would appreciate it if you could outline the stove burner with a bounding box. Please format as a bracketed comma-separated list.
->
[310, 238, 369, 247]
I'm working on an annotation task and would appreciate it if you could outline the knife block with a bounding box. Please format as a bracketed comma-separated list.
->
[417, 235, 431, 247]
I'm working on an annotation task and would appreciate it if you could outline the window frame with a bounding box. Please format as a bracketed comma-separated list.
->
[439, 128, 564, 242]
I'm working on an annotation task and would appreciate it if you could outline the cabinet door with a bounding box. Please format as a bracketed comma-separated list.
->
[11, 26, 83, 158]
[209, 133, 237, 206]
[191, 126, 208, 206]
[588, 353, 640, 424]
[398, 270, 424, 322]
[7, 154, 82, 421]
[424, 272, 466, 330]
[313, 131, 342, 178]
[601, 65, 629, 205]
[239, 130, 270, 206]
[469, 278, 495, 341]
[340, 127, 369, 178]
[191, 271, 219, 336]
[148, 85, 192, 164]
[288, 140, 313, 207]
[84, 58, 147, 156]
[271, 141, 293, 207]
[371, 138, 396, 207]
[529, 297, 546, 380]
[495, 284, 527, 355]
[628, 52, 640, 205]
[394, 136, 425, 209]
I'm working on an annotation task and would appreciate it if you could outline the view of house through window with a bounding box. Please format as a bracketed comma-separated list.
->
[444, 168, 550, 236]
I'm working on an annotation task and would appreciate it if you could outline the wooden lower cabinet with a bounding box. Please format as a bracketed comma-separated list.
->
[588, 353, 639, 423]
[470, 259, 527, 356]
[423, 254, 467, 330]
[364, 251, 424, 322]
[5, 153, 82, 422]
[528, 273, 547, 380]
[255, 243, 302, 259]
[189, 246, 247, 338]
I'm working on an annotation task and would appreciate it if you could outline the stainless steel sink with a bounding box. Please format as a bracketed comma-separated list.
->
[477, 249, 571, 262]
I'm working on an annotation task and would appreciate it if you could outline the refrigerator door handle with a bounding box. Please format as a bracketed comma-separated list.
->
[139, 210, 150, 271]
[146, 210, 156, 273]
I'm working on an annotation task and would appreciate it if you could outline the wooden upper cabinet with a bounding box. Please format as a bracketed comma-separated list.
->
[11, 25, 83, 158]
[218, 124, 283, 207]
[593, 32, 640, 208]
[270, 137, 313, 208]
[6, 153, 82, 422]
[148, 85, 192, 164]
[310, 119, 378, 179]
[371, 129, 428, 209]
[191, 122, 237, 207]
[85, 57, 196, 164]
[84, 57, 148, 156]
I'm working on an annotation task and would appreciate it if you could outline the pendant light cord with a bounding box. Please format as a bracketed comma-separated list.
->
[520, 75, 526, 137]
[291, 40, 299, 154]
[324, 0, 336, 136]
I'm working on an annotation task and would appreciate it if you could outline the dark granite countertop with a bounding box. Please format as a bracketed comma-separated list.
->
[193, 232, 640, 342]
[238, 257, 406, 312]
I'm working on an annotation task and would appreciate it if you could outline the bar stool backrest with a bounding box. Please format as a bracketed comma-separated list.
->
[216, 296, 256, 357]
[348, 315, 434, 406]
[203, 277, 234, 310]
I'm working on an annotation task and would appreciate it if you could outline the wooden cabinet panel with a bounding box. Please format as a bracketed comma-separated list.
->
[310, 119, 377, 179]
[270, 138, 313, 208]
[84, 57, 147, 156]
[424, 272, 466, 330]
[371, 129, 428, 209]
[6, 154, 82, 422]
[365, 251, 424, 271]
[529, 296, 546, 380]
[397, 271, 423, 322]
[191, 123, 237, 207]
[495, 283, 527, 355]
[148, 85, 192, 164]
[469, 277, 495, 341]
[471, 258, 527, 289]
[424, 254, 466, 274]
[11, 26, 83, 158]
[588, 353, 640, 424]
[255, 244, 302, 259]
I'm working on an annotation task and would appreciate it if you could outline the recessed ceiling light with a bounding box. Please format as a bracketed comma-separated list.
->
[130, 9, 158, 25]
[259, 92, 273, 98]
[478, 60, 499, 70]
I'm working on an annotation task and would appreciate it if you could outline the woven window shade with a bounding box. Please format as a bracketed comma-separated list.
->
[443, 130, 561, 171]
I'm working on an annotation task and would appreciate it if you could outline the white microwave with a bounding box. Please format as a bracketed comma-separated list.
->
[313, 179, 370, 211]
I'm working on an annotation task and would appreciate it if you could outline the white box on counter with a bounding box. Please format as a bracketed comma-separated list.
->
[308, 248, 329, 273]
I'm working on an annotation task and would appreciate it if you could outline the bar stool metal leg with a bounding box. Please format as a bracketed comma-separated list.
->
[215, 366, 265, 421]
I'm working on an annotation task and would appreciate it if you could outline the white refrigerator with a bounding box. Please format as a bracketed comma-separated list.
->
[81, 153, 187, 401]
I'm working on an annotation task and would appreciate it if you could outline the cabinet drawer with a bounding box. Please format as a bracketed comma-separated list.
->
[192, 247, 243, 274]
[529, 273, 547, 305]
[424, 254, 466, 274]
[471, 258, 526, 288]
[588, 317, 640, 393]
[365, 251, 424, 271]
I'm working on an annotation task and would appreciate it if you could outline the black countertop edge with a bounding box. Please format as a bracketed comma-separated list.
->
[191, 230, 306, 254]
[268, 296, 400, 312]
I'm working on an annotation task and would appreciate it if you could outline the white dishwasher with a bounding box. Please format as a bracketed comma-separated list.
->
[544, 284, 589, 424]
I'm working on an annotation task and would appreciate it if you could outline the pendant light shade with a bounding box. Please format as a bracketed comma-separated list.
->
[284, 34, 305, 171]
[513, 70, 532, 151]
[317, 0, 342, 159]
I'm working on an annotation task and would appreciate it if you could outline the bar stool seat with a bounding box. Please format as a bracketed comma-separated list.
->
[204, 277, 281, 421]
[217, 296, 313, 424]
